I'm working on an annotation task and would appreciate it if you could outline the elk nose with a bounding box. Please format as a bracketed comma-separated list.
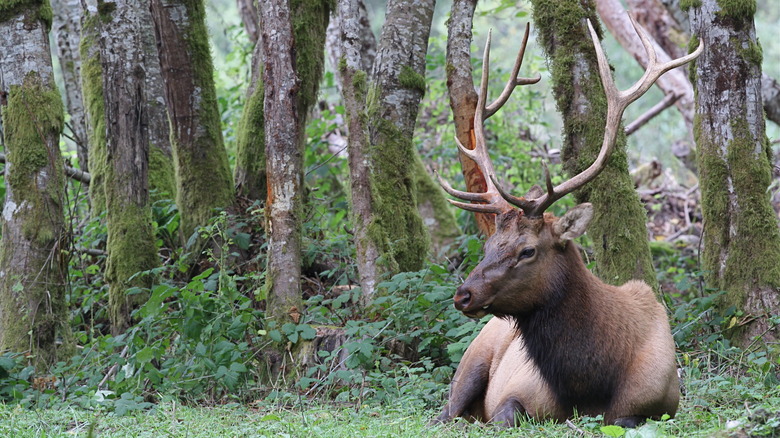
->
[453, 286, 472, 311]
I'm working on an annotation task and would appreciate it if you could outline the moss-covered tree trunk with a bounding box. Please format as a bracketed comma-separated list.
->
[150, 0, 235, 241]
[0, 0, 72, 368]
[689, 0, 780, 347]
[259, 0, 330, 325]
[233, 42, 266, 201]
[140, 3, 176, 201]
[50, 0, 88, 170]
[530, 0, 657, 289]
[83, 0, 160, 335]
[336, 0, 436, 301]
[80, 8, 107, 213]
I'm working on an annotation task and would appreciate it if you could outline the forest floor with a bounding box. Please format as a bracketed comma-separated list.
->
[2, 376, 778, 438]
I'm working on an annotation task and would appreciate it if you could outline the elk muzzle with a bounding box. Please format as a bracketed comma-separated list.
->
[454, 284, 490, 318]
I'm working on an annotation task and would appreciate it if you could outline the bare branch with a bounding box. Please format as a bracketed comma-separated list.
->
[0, 153, 91, 184]
[625, 92, 681, 135]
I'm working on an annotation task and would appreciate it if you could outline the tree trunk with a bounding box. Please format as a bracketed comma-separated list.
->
[236, 0, 259, 43]
[80, 9, 107, 213]
[50, 0, 89, 171]
[259, 0, 330, 324]
[336, 0, 436, 301]
[84, 1, 160, 335]
[150, 0, 235, 241]
[0, 1, 72, 368]
[325, 0, 375, 95]
[530, 0, 658, 289]
[446, 0, 495, 237]
[412, 153, 460, 256]
[234, 42, 266, 201]
[336, 0, 380, 299]
[689, 0, 780, 346]
[140, 3, 176, 201]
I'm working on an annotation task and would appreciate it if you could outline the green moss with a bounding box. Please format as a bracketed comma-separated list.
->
[367, 110, 429, 272]
[2, 73, 65, 244]
[688, 36, 701, 85]
[738, 39, 763, 67]
[0, 71, 71, 369]
[234, 76, 267, 200]
[716, 0, 756, 21]
[96, 0, 116, 19]
[80, 12, 107, 212]
[530, 0, 657, 288]
[169, 0, 235, 238]
[0, 0, 52, 30]
[352, 69, 367, 96]
[680, 0, 702, 11]
[411, 151, 459, 252]
[291, 0, 332, 112]
[148, 146, 177, 200]
[104, 202, 158, 333]
[399, 64, 426, 94]
[722, 119, 780, 306]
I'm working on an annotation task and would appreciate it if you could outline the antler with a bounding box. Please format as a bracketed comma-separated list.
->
[494, 16, 704, 217]
[438, 23, 541, 214]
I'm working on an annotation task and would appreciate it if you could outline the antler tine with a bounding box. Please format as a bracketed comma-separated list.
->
[440, 25, 542, 216]
[620, 15, 704, 105]
[500, 16, 702, 217]
[485, 23, 542, 118]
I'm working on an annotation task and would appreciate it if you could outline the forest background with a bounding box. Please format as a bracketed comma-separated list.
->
[1, 0, 780, 436]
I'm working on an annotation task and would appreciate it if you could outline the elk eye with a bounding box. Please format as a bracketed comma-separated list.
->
[518, 247, 536, 260]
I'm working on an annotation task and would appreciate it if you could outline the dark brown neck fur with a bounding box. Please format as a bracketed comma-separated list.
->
[511, 241, 629, 416]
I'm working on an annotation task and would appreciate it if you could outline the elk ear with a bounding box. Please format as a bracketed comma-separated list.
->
[553, 203, 593, 242]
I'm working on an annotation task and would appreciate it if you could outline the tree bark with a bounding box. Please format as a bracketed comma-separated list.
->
[336, 0, 380, 300]
[236, 0, 259, 43]
[140, 3, 176, 201]
[336, 0, 436, 301]
[80, 7, 107, 212]
[0, 1, 72, 368]
[234, 42, 266, 201]
[50, 0, 89, 171]
[689, 0, 780, 346]
[530, 0, 658, 289]
[325, 0, 375, 94]
[83, 0, 160, 335]
[446, 0, 494, 237]
[259, 0, 330, 324]
[150, 0, 235, 241]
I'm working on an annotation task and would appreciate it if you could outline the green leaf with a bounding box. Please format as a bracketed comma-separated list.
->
[135, 347, 155, 363]
[600, 425, 626, 437]
[268, 330, 282, 343]
[299, 324, 316, 341]
[229, 362, 247, 373]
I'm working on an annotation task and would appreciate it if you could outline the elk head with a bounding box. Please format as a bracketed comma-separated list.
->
[439, 19, 703, 318]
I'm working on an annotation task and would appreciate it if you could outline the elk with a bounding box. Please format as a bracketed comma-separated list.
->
[434, 18, 702, 428]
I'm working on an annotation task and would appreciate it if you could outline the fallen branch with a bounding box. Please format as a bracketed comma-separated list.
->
[0, 152, 91, 184]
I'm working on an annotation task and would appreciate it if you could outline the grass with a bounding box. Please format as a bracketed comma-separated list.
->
[1, 368, 778, 438]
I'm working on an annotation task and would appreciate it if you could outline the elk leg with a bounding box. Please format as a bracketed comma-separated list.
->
[431, 363, 489, 424]
[613, 416, 646, 428]
[490, 397, 526, 427]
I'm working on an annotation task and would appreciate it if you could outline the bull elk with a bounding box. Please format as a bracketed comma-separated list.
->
[434, 18, 703, 427]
